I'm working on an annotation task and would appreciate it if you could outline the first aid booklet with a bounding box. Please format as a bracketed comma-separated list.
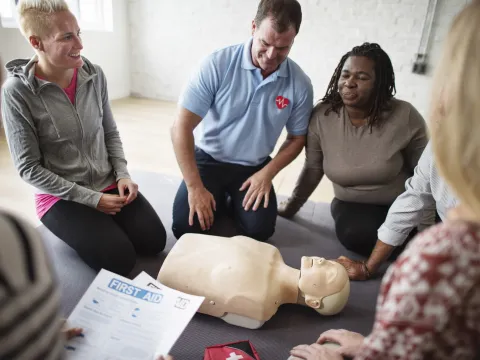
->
[65, 269, 204, 359]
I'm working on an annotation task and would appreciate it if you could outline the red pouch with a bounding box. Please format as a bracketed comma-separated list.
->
[204, 340, 261, 360]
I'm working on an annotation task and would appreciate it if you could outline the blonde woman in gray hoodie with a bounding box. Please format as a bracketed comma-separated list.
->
[1, 0, 167, 276]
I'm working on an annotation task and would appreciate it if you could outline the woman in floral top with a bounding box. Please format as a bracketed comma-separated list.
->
[289, 1, 480, 359]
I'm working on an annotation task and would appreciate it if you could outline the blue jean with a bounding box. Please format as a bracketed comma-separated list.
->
[172, 148, 277, 241]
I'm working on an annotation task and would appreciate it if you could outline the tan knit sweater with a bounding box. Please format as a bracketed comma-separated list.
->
[287, 98, 428, 208]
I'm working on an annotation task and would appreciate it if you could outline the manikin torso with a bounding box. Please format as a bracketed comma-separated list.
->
[157, 234, 350, 329]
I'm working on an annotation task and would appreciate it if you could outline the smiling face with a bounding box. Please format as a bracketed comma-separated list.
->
[338, 55, 376, 109]
[251, 17, 296, 77]
[31, 10, 84, 70]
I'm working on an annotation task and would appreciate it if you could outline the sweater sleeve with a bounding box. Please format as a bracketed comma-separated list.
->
[403, 104, 429, 172]
[96, 65, 130, 181]
[1, 84, 102, 208]
[287, 110, 325, 210]
[0, 210, 64, 359]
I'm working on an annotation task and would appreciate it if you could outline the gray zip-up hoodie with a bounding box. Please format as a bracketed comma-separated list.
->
[1, 56, 130, 208]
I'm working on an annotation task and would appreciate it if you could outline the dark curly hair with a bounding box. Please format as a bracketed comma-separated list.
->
[321, 42, 396, 129]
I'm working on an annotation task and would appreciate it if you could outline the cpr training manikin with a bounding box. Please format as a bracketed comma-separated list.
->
[157, 233, 350, 329]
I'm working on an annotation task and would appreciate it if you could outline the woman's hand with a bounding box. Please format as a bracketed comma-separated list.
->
[289, 343, 343, 360]
[278, 199, 299, 218]
[118, 178, 139, 204]
[62, 326, 83, 340]
[97, 194, 126, 215]
[317, 329, 365, 358]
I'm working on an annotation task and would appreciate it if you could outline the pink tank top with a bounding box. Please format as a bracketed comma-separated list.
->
[35, 69, 116, 218]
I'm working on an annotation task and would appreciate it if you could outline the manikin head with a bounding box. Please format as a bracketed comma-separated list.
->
[297, 256, 350, 315]
[17, 0, 84, 72]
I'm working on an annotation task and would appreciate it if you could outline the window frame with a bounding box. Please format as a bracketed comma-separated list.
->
[0, 0, 113, 32]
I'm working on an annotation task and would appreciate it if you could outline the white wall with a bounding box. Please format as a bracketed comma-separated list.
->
[128, 0, 470, 117]
[0, 0, 130, 100]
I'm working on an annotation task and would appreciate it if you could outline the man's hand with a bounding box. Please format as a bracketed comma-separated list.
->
[188, 186, 216, 231]
[289, 343, 343, 360]
[335, 256, 371, 281]
[317, 329, 365, 358]
[241, 133, 304, 212]
[117, 178, 139, 204]
[240, 169, 273, 211]
[97, 194, 127, 215]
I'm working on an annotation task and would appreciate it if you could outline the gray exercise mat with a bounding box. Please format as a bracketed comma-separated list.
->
[39, 171, 386, 359]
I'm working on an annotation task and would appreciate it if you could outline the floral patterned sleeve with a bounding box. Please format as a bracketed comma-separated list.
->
[355, 221, 480, 360]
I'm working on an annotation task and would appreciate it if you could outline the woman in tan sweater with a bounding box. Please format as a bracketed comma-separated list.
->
[279, 43, 428, 279]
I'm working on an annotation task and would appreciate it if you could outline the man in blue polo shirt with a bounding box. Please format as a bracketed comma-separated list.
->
[171, 0, 313, 241]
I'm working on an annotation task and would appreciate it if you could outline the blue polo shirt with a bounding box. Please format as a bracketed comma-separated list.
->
[179, 38, 314, 166]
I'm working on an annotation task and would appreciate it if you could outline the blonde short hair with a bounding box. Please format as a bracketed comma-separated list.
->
[430, 0, 480, 218]
[17, 0, 70, 38]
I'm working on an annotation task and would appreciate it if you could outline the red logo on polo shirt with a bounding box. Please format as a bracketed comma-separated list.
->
[276, 96, 289, 109]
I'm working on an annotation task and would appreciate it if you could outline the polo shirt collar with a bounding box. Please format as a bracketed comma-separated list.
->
[241, 37, 289, 78]
[241, 38, 257, 70]
[277, 58, 289, 78]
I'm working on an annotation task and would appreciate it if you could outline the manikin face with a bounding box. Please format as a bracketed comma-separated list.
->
[298, 256, 346, 310]
[250, 17, 296, 77]
[31, 10, 84, 70]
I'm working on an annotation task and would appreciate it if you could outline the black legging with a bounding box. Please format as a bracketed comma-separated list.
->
[41, 188, 166, 276]
[330, 198, 417, 259]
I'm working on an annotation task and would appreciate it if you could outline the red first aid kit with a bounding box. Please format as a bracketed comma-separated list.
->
[204, 340, 261, 360]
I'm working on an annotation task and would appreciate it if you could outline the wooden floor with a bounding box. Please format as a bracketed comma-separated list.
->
[0, 97, 334, 225]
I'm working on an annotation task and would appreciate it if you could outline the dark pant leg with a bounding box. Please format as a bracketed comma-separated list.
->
[226, 160, 278, 242]
[171, 148, 227, 239]
[41, 200, 136, 276]
[107, 189, 166, 256]
[330, 198, 391, 257]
